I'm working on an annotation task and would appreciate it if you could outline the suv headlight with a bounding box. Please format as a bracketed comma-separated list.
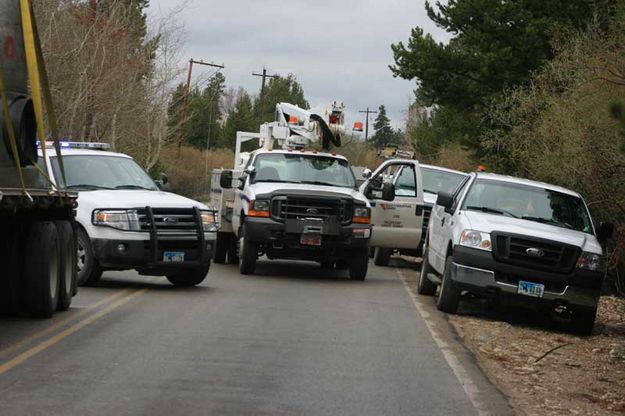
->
[93, 209, 141, 231]
[459, 230, 492, 251]
[576, 252, 604, 272]
[249, 199, 270, 218]
[352, 206, 371, 224]
[200, 210, 218, 232]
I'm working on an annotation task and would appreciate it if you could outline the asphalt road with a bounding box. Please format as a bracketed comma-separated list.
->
[0, 259, 505, 416]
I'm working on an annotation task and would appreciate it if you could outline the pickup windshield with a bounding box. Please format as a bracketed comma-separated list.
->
[421, 167, 466, 195]
[50, 155, 158, 191]
[461, 179, 593, 233]
[252, 153, 356, 188]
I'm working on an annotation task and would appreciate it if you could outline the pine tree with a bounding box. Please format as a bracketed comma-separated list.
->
[371, 105, 394, 148]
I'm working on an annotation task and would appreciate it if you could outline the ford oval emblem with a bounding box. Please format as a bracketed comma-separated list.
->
[163, 216, 179, 224]
[526, 248, 545, 257]
[306, 208, 319, 215]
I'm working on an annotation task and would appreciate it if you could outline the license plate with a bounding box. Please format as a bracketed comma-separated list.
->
[300, 234, 322, 246]
[163, 251, 185, 263]
[518, 280, 545, 298]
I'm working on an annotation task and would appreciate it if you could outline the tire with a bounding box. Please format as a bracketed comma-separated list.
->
[374, 247, 392, 267]
[418, 247, 437, 296]
[76, 227, 102, 286]
[166, 261, 210, 287]
[320, 260, 334, 269]
[238, 224, 257, 275]
[570, 306, 597, 336]
[227, 237, 239, 264]
[368, 247, 375, 258]
[335, 259, 349, 270]
[436, 256, 461, 313]
[213, 232, 229, 264]
[349, 249, 368, 281]
[55, 221, 76, 311]
[23, 222, 60, 318]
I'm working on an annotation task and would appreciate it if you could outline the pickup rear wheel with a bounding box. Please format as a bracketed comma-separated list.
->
[349, 249, 368, 281]
[374, 247, 392, 267]
[23, 222, 60, 318]
[238, 225, 257, 275]
[417, 247, 437, 296]
[436, 256, 460, 313]
[76, 228, 102, 286]
[166, 262, 210, 287]
[570, 306, 597, 336]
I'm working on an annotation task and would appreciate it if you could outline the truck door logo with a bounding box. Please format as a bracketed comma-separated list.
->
[526, 248, 545, 257]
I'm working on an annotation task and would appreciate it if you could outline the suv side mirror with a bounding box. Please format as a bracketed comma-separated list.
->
[436, 191, 454, 213]
[382, 182, 395, 201]
[597, 222, 614, 242]
[362, 168, 372, 179]
[220, 170, 233, 189]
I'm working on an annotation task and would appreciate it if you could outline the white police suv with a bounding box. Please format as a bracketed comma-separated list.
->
[38, 142, 217, 287]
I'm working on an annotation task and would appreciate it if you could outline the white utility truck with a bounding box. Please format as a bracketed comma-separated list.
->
[213, 102, 378, 279]
[420, 172, 614, 335]
[0, 0, 78, 318]
[38, 142, 217, 287]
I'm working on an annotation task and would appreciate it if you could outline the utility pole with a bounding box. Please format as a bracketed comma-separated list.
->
[177, 59, 225, 157]
[359, 107, 378, 141]
[252, 67, 279, 119]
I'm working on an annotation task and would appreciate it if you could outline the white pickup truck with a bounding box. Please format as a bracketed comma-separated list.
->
[420, 172, 614, 334]
[38, 142, 217, 287]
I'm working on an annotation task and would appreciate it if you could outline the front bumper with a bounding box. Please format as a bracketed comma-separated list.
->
[244, 217, 370, 260]
[450, 246, 602, 309]
[93, 233, 215, 273]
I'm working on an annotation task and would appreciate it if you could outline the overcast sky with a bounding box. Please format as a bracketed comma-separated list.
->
[147, 0, 451, 131]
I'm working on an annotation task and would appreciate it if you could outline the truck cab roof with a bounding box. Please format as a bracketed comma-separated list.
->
[473, 172, 580, 198]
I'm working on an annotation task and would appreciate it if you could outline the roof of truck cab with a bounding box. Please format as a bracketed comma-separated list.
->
[37, 148, 133, 158]
[253, 149, 348, 160]
[474, 172, 580, 197]
[421, 164, 468, 176]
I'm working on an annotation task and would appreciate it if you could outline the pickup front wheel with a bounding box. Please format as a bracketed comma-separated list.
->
[349, 249, 368, 281]
[167, 262, 210, 287]
[374, 247, 392, 267]
[417, 247, 437, 296]
[436, 256, 460, 313]
[238, 224, 257, 275]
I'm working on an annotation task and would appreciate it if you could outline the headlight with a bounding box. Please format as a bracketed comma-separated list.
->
[459, 230, 492, 251]
[200, 210, 218, 232]
[249, 199, 270, 218]
[576, 252, 604, 272]
[352, 206, 371, 224]
[93, 210, 141, 231]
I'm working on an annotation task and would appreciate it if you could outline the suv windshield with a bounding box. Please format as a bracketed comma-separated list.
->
[51, 155, 158, 191]
[252, 153, 356, 188]
[422, 167, 466, 195]
[461, 179, 593, 233]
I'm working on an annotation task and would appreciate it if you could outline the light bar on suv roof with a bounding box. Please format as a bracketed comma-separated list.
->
[37, 141, 111, 150]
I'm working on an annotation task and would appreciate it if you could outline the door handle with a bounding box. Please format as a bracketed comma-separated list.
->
[441, 216, 445, 227]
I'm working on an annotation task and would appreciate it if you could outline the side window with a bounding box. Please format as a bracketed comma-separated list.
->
[450, 176, 471, 212]
[394, 165, 417, 197]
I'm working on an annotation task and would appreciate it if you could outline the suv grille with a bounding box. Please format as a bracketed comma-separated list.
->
[271, 196, 353, 224]
[137, 207, 201, 238]
[492, 233, 580, 274]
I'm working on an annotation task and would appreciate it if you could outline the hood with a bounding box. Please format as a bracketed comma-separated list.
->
[462, 210, 602, 254]
[249, 182, 369, 205]
[77, 190, 209, 210]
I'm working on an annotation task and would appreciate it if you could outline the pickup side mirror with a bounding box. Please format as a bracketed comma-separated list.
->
[436, 191, 454, 213]
[597, 222, 614, 242]
[382, 182, 395, 201]
[159, 173, 169, 185]
[220, 170, 233, 189]
[362, 168, 372, 180]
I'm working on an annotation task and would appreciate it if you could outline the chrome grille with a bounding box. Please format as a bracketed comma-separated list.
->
[271, 196, 353, 224]
[493, 233, 580, 274]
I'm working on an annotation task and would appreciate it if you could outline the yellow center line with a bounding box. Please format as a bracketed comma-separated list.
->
[0, 290, 131, 360]
[0, 289, 147, 376]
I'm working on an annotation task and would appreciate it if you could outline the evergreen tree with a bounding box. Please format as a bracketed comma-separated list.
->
[371, 105, 394, 148]
[253, 74, 309, 124]
[221, 91, 256, 149]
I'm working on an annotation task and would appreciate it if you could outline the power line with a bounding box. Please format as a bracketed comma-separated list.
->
[252, 67, 279, 96]
[359, 107, 378, 141]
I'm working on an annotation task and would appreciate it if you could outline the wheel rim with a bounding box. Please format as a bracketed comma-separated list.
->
[77, 239, 86, 273]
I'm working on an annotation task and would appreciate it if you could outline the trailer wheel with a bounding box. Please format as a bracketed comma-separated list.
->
[374, 247, 392, 266]
[76, 228, 102, 286]
[213, 232, 229, 264]
[23, 222, 60, 318]
[55, 221, 76, 311]
[238, 224, 257, 275]
[166, 261, 210, 287]
[349, 249, 369, 281]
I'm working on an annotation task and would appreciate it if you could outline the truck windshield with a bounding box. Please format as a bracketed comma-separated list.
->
[50, 155, 158, 191]
[421, 167, 466, 195]
[252, 153, 356, 188]
[461, 179, 593, 233]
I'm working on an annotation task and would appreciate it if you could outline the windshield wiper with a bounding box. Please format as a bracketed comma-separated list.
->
[301, 180, 343, 187]
[115, 185, 154, 190]
[66, 184, 113, 191]
[465, 206, 520, 218]
[521, 216, 574, 229]
[253, 179, 300, 184]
